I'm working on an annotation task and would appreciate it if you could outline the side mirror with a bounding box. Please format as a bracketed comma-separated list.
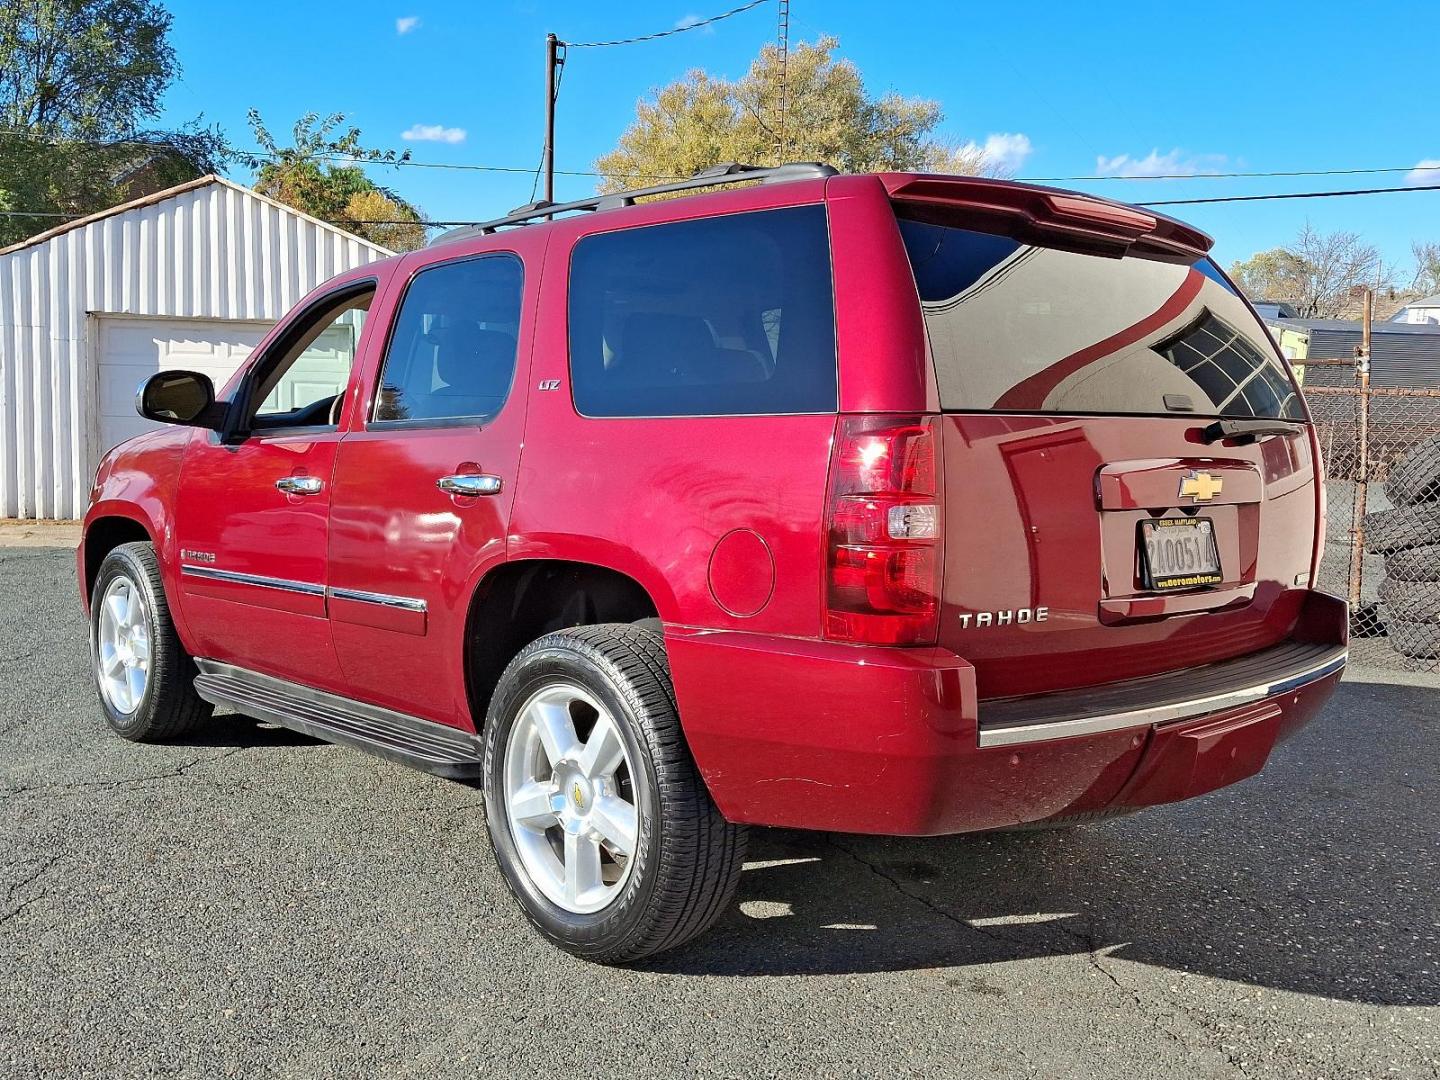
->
[136, 370, 222, 429]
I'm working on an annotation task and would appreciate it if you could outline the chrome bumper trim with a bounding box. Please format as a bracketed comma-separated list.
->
[977, 648, 1347, 748]
[180, 564, 326, 597]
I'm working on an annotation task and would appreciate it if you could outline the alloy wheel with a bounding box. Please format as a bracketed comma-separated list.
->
[96, 575, 151, 715]
[502, 682, 640, 914]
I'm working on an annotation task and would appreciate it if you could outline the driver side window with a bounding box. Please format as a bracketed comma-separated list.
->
[249, 286, 374, 430]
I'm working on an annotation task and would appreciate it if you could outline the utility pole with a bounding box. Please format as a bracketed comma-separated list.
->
[543, 32, 562, 204]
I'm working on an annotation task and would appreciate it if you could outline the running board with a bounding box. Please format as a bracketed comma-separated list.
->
[193, 660, 483, 779]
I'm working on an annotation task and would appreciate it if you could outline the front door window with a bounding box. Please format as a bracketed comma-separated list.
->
[249, 290, 372, 431]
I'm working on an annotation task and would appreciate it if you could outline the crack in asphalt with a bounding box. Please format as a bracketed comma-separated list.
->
[0, 850, 68, 928]
[829, 837, 1213, 1060]
[0, 748, 248, 800]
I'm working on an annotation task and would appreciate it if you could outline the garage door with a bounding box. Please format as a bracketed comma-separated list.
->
[97, 317, 273, 452]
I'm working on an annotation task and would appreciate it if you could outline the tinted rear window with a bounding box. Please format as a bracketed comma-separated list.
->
[568, 205, 837, 417]
[897, 215, 1303, 419]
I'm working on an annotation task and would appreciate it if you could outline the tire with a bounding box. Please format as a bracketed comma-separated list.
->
[1386, 618, 1440, 660]
[1363, 504, 1440, 555]
[1378, 578, 1440, 624]
[481, 623, 746, 964]
[1385, 544, 1440, 583]
[89, 541, 211, 742]
[1385, 435, 1440, 506]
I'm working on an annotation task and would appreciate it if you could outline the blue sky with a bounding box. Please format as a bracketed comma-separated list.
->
[157, 0, 1438, 272]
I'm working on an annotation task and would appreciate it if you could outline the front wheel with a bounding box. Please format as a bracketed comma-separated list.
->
[89, 541, 211, 742]
[482, 624, 746, 963]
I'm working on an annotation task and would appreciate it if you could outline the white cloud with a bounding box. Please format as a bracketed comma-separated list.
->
[675, 13, 714, 32]
[402, 123, 466, 144]
[396, 15, 420, 34]
[957, 132, 1033, 174]
[1094, 148, 1227, 178]
[1406, 159, 1440, 187]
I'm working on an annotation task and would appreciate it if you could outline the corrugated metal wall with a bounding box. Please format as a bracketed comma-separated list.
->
[0, 179, 390, 519]
[1305, 327, 1440, 389]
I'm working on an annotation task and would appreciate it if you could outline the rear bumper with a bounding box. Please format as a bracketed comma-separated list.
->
[668, 591, 1347, 836]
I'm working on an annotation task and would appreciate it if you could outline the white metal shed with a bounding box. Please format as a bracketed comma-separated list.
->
[0, 175, 392, 519]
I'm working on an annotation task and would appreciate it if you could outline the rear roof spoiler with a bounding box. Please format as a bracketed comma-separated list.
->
[881, 173, 1213, 261]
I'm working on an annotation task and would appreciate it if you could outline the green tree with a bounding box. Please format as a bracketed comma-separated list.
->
[594, 36, 998, 191]
[1231, 225, 1387, 319]
[243, 111, 427, 252]
[0, 0, 226, 246]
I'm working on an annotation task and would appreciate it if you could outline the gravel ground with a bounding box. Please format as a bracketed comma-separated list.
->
[1, 546, 1436, 1079]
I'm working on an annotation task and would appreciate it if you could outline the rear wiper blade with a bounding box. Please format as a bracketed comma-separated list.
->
[1201, 418, 1305, 444]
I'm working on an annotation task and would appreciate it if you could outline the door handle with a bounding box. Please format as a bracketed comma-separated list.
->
[276, 475, 324, 496]
[437, 474, 502, 497]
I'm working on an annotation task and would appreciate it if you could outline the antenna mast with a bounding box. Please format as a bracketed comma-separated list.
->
[775, 0, 790, 164]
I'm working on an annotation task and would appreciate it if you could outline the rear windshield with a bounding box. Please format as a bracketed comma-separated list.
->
[896, 214, 1304, 420]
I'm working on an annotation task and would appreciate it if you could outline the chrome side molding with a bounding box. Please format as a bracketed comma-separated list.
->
[180, 564, 326, 597]
[326, 586, 427, 613]
[179, 565, 426, 614]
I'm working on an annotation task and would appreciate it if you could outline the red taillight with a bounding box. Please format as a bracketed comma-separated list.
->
[824, 415, 942, 645]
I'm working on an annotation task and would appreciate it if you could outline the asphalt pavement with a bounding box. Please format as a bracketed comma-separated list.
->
[1, 545, 1436, 1079]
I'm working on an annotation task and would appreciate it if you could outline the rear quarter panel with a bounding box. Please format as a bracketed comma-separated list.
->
[509, 181, 839, 636]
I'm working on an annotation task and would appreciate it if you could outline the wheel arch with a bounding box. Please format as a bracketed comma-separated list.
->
[462, 556, 663, 731]
[80, 507, 159, 605]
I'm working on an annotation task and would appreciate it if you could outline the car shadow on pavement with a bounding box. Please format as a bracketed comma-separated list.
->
[171, 710, 324, 749]
[646, 681, 1437, 1008]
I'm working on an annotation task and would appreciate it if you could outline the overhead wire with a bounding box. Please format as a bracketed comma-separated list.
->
[563, 0, 769, 48]
[5, 125, 1438, 184]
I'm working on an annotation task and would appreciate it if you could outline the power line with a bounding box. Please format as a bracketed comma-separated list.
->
[6, 124, 1439, 184]
[8, 181, 1437, 230]
[1022, 164, 1440, 183]
[0, 125, 682, 180]
[564, 0, 769, 48]
[1139, 184, 1440, 207]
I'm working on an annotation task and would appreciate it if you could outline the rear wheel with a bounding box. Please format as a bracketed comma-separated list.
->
[482, 624, 746, 963]
[90, 542, 211, 742]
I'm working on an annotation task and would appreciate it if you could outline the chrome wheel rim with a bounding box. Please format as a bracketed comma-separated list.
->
[96, 576, 151, 715]
[502, 682, 640, 915]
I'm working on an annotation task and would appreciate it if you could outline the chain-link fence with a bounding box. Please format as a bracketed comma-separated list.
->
[1305, 359, 1440, 673]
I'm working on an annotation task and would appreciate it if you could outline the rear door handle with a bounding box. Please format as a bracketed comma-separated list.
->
[276, 475, 324, 496]
[437, 474, 502, 497]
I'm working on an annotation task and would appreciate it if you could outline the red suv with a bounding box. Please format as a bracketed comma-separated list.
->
[79, 164, 1348, 962]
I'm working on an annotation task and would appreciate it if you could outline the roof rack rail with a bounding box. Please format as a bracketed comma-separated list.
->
[430, 161, 837, 246]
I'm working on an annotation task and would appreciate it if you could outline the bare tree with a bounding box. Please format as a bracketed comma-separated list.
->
[1408, 241, 1440, 297]
[1231, 224, 1388, 318]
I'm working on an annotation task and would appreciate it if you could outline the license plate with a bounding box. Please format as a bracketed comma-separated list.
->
[1139, 517, 1222, 591]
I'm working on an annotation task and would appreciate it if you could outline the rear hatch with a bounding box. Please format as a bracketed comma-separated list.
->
[891, 185, 1320, 699]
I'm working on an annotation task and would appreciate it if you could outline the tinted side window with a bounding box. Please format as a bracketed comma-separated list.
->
[568, 205, 837, 417]
[374, 254, 523, 423]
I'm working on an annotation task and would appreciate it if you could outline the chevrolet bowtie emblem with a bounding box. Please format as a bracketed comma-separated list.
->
[571, 782, 585, 810]
[1179, 471, 1223, 502]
